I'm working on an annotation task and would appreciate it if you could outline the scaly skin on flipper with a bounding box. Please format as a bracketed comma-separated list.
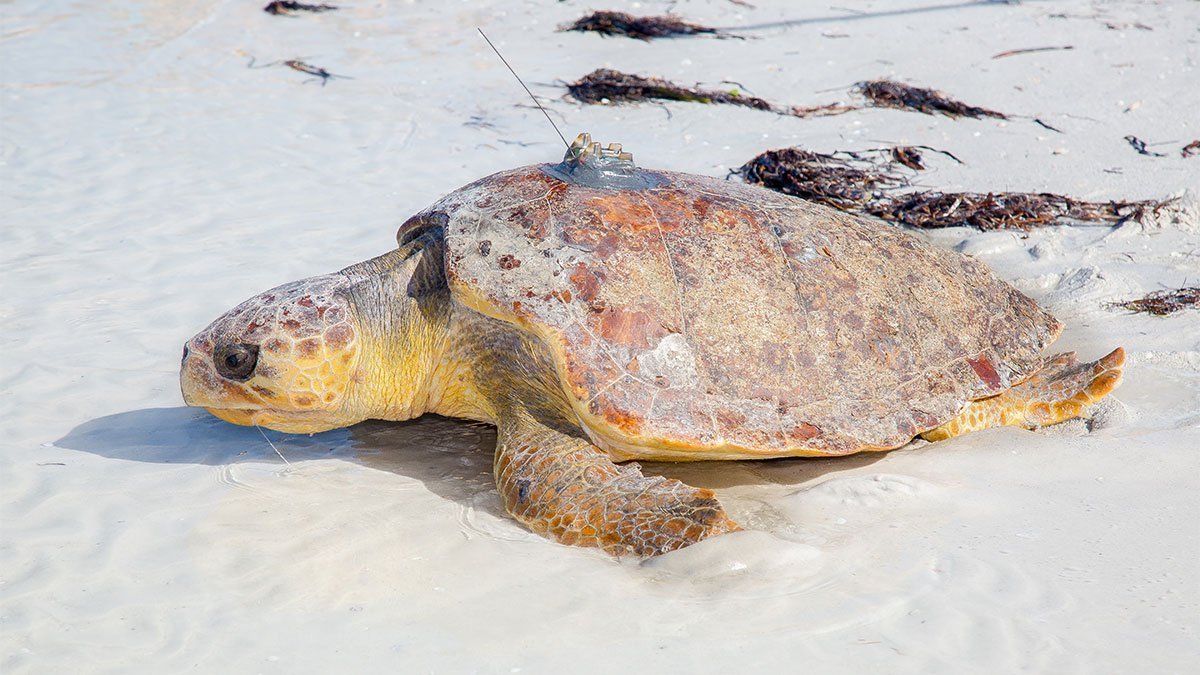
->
[496, 411, 739, 556]
[920, 347, 1125, 441]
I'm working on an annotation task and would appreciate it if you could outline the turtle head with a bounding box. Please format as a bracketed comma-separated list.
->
[180, 273, 366, 434]
[180, 239, 451, 434]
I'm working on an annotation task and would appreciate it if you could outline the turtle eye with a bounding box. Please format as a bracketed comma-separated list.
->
[214, 343, 259, 381]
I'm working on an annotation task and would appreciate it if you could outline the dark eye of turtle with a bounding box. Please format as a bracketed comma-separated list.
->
[213, 343, 259, 381]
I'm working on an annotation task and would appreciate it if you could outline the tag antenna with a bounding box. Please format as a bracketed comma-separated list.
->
[477, 28, 570, 150]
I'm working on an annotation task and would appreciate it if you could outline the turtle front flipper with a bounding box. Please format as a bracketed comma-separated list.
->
[494, 413, 739, 557]
[921, 347, 1125, 441]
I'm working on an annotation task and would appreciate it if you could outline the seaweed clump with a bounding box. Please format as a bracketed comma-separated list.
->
[567, 72, 1014, 122]
[870, 191, 1157, 231]
[891, 146, 925, 170]
[1110, 288, 1200, 316]
[736, 147, 1164, 230]
[569, 69, 771, 109]
[564, 12, 720, 40]
[567, 69, 852, 118]
[735, 149, 901, 209]
[264, 2, 338, 14]
[857, 80, 1007, 119]
[1124, 135, 1168, 157]
[282, 60, 346, 86]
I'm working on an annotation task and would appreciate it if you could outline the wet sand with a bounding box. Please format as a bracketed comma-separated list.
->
[2, 1, 1197, 672]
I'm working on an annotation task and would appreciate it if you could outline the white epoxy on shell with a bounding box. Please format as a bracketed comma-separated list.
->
[636, 333, 700, 388]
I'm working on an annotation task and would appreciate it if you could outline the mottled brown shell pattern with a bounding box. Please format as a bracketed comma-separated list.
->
[399, 165, 1061, 458]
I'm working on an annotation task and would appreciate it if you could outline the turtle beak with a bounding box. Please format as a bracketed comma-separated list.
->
[180, 336, 214, 408]
[180, 342, 199, 406]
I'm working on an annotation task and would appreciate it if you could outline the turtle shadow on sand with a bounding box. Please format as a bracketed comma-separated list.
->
[53, 407, 886, 518]
[53, 406, 357, 467]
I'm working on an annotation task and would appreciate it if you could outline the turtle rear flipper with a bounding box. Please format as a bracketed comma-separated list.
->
[921, 347, 1125, 441]
[495, 412, 739, 557]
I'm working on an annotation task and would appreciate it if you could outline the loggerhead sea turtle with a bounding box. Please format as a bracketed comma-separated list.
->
[181, 134, 1125, 557]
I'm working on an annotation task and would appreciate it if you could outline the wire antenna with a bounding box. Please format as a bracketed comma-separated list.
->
[477, 28, 570, 150]
[256, 423, 292, 467]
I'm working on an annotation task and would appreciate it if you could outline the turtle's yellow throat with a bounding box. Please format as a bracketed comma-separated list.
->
[335, 249, 491, 426]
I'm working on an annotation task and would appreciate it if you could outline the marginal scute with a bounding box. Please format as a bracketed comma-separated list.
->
[398, 164, 1062, 459]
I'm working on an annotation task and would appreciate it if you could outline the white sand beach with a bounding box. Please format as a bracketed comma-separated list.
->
[2, 0, 1197, 672]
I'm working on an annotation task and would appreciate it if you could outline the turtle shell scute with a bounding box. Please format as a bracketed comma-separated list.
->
[397, 165, 1061, 456]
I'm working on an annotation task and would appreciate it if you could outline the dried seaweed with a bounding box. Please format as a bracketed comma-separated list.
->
[1125, 135, 1167, 157]
[992, 45, 1074, 59]
[282, 60, 347, 85]
[563, 11, 721, 40]
[567, 69, 852, 119]
[891, 146, 925, 170]
[568, 71, 1018, 122]
[1110, 288, 1200, 316]
[869, 191, 1159, 231]
[245, 56, 348, 85]
[785, 102, 859, 118]
[857, 80, 1007, 119]
[569, 69, 771, 109]
[737, 146, 1165, 231]
[1182, 140, 1200, 158]
[264, 1, 338, 15]
[1034, 117, 1063, 133]
[735, 148, 903, 209]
